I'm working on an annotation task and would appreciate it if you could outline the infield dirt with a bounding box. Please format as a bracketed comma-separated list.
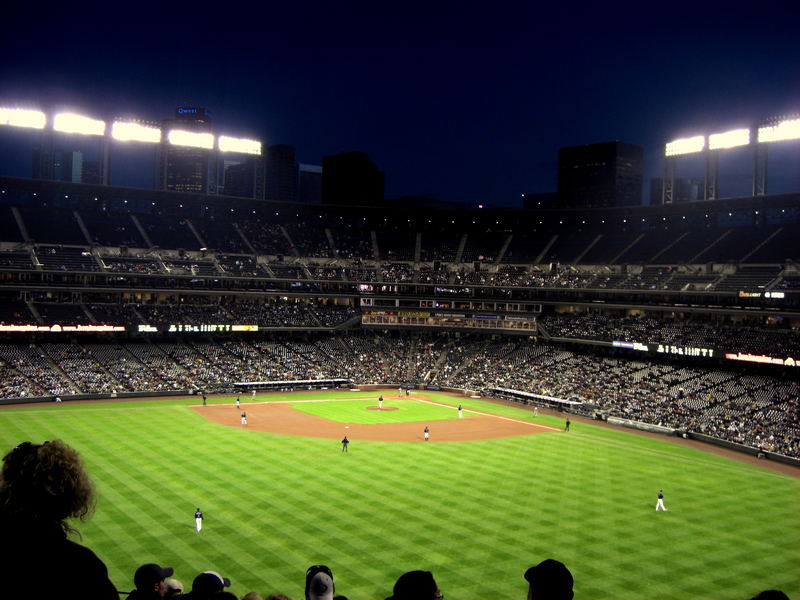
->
[194, 395, 557, 442]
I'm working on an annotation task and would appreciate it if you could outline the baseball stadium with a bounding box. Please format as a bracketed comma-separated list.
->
[0, 111, 799, 600]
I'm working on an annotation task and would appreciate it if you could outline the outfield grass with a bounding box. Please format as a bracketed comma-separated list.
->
[0, 391, 797, 599]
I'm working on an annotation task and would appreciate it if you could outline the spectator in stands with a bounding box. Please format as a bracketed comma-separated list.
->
[0, 439, 119, 599]
[183, 571, 232, 599]
[305, 564, 336, 600]
[241, 593, 264, 600]
[386, 570, 441, 600]
[524, 558, 573, 600]
[747, 592, 790, 600]
[164, 578, 184, 598]
[130, 562, 174, 599]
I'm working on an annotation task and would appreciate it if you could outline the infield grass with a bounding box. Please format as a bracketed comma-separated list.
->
[0, 391, 797, 600]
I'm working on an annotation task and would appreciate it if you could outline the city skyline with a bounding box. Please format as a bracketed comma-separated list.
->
[1, 1, 798, 206]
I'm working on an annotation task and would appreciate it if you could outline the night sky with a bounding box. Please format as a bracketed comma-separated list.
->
[1, 1, 798, 207]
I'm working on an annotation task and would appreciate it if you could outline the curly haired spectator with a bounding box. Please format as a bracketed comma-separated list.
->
[0, 439, 118, 599]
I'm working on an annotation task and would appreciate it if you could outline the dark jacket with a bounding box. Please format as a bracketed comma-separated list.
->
[0, 515, 119, 599]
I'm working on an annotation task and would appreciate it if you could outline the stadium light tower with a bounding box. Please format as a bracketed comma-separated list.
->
[705, 127, 751, 201]
[0, 107, 47, 129]
[167, 129, 214, 149]
[753, 115, 800, 196]
[663, 113, 800, 202]
[111, 121, 161, 144]
[218, 135, 261, 155]
[662, 136, 705, 203]
[53, 112, 106, 136]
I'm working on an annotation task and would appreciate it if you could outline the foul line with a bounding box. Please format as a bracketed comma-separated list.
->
[417, 398, 562, 432]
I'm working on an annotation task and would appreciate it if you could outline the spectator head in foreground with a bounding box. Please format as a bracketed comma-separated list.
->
[0, 439, 94, 531]
[163, 578, 184, 598]
[0, 440, 119, 600]
[305, 565, 335, 600]
[524, 559, 573, 600]
[748, 592, 790, 600]
[133, 562, 174, 598]
[189, 570, 232, 598]
[387, 570, 441, 600]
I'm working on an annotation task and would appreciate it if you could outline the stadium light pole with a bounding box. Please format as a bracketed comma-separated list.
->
[108, 120, 162, 187]
[663, 136, 705, 204]
[754, 115, 800, 196]
[706, 128, 751, 201]
[217, 136, 263, 199]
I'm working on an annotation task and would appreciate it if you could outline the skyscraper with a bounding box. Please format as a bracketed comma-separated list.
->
[264, 144, 298, 203]
[557, 141, 643, 208]
[321, 151, 384, 206]
[298, 163, 322, 204]
[157, 107, 215, 194]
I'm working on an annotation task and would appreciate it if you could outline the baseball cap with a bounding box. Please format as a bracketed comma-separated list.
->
[192, 571, 232, 595]
[134, 563, 174, 590]
[523, 559, 573, 600]
[305, 565, 335, 600]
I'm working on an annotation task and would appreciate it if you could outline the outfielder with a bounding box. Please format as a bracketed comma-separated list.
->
[656, 489, 667, 511]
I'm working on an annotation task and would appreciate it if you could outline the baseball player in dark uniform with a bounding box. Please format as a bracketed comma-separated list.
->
[195, 508, 203, 532]
[341, 436, 349, 452]
[565, 417, 570, 431]
[656, 489, 667, 511]
[241, 411, 247, 425]
[236, 396, 240, 409]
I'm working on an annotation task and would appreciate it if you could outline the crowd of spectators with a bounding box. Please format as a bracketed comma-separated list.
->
[0, 332, 796, 457]
[540, 312, 800, 357]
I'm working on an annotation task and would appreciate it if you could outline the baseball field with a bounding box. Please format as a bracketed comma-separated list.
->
[0, 390, 797, 599]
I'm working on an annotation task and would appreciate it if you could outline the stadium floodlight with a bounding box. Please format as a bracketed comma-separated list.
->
[665, 135, 705, 156]
[167, 129, 214, 149]
[758, 118, 800, 143]
[53, 112, 106, 136]
[0, 107, 46, 129]
[708, 128, 750, 150]
[218, 135, 262, 155]
[111, 121, 161, 143]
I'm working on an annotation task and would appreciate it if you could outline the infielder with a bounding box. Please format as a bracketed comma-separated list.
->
[656, 489, 667, 511]
[236, 396, 240, 409]
[195, 508, 203, 532]
[458, 405, 463, 418]
[378, 395, 383, 409]
[241, 411, 247, 425]
[424, 426, 430, 441]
